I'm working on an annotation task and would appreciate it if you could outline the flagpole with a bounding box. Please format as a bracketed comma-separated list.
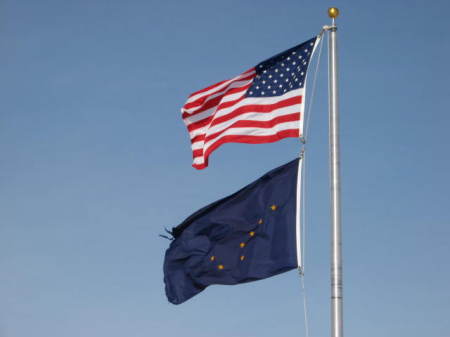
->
[327, 7, 344, 337]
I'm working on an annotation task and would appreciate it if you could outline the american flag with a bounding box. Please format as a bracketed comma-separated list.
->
[182, 36, 319, 169]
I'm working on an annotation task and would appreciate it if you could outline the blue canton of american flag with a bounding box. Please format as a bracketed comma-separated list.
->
[182, 36, 319, 169]
[247, 37, 316, 97]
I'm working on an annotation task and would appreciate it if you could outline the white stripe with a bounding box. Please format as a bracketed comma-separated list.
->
[188, 38, 320, 168]
[184, 107, 215, 127]
[185, 70, 255, 105]
[186, 71, 252, 104]
[205, 104, 301, 137]
[185, 81, 256, 139]
[188, 125, 207, 140]
[183, 79, 253, 124]
[191, 119, 301, 157]
[189, 90, 304, 150]
[185, 86, 303, 138]
[193, 157, 205, 165]
[296, 155, 303, 268]
[216, 83, 252, 103]
[203, 120, 300, 152]
[183, 78, 254, 115]
[191, 118, 301, 158]
[190, 90, 303, 141]
[190, 105, 301, 150]
[213, 88, 304, 120]
[191, 141, 204, 151]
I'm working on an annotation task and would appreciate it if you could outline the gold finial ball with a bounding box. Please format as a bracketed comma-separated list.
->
[328, 7, 339, 19]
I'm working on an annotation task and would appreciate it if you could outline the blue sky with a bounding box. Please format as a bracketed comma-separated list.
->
[1, 0, 450, 336]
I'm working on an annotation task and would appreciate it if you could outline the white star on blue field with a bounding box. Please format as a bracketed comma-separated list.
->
[247, 37, 316, 97]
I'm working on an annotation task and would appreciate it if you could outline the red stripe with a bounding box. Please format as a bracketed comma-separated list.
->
[186, 86, 293, 134]
[212, 86, 250, 111]
[183, 67, 305, 170]
[188, 96, 303, 160]
[192, 129, 300, 169]
[192, 149, 203, 158]
[210, 95, 302, 128]
[186, 93, 249, 133]
[203, 113, 300, 144]
[182, 81, 253, 120]
[188, 95, 300, 134]
[182, 74, 255, 117]
[188, 79, 229, 98]
[184, 74, 254, 109]
[191, 134, 205, 144]
[186, 116, 212, 133]
[183, 95, 222, 115]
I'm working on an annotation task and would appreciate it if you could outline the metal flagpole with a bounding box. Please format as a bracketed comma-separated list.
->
[327, 7, 344, 337]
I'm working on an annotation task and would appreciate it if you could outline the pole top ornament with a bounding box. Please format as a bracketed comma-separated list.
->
[328, 7, 339, 19]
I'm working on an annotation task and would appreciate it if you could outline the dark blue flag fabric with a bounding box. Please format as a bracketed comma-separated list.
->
[163, 158, 301, 304]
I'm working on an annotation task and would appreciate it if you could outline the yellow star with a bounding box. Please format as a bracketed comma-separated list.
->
[249, 231, 255, 237]
[270, 204, 277, 211]
[218, 264, 224, 270]
[239, 242, 246, 248]
[210, 256, 215, 261]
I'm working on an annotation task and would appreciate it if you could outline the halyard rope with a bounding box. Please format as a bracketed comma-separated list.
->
[298, 29, 325, 337]
[303, 30, 325, 143]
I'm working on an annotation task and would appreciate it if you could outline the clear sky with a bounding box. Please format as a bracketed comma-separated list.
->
[1, 0, 450, 336]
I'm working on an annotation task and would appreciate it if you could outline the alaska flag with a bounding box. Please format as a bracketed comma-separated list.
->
[164, 158, 301, 304]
